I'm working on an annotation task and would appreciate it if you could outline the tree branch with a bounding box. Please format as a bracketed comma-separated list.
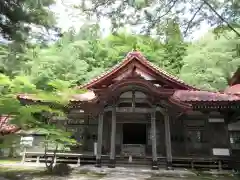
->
[184, 2, 204, 36]
[201, 0, 240, 37]
[144, 0, 179, 34]
[152, 0, 179, 25]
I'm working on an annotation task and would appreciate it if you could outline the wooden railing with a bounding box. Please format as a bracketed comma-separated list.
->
[21, 151, 235, 170]
[21, 151, 96, 166]
[121, 144, 145, 156]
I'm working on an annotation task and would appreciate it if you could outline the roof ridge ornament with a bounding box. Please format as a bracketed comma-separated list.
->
[132, 44, 138, 51]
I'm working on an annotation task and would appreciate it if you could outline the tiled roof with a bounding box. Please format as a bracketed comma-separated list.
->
[225, 84, 240, 95]
[18, 92, 97, 102]
[0, 116, 19, 135]
[81, 51, 197, 90]
[71, 91, 96, 102]
[171, 90, 240, 102]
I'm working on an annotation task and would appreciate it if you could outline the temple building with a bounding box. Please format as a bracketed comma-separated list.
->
[1, 51, 240, 169]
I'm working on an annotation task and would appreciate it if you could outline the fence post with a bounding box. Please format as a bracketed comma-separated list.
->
[77, 157, 81, 166]
[21, 147, 26, 164]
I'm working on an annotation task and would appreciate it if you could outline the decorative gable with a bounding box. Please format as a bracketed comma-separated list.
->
[80, 51, 197, 90]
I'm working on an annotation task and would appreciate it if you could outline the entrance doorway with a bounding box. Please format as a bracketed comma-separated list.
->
[122, 123, 147, 144]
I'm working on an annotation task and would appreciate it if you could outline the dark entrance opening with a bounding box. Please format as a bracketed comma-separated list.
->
[123, 123, 146, 144]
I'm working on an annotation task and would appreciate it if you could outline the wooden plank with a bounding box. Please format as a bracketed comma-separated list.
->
[25, 152, 83, 156]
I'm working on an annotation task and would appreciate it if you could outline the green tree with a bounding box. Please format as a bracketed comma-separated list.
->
[23, 25, 187, 86]
[0, 0, 57, 42]
[77, 0, 240, 37]
[0, 0, 59, 77]
[180, 30, 240, 91]
[0, 74, 81, 170]
[163, 19, 187, 75]
[0, 43, 32, 76]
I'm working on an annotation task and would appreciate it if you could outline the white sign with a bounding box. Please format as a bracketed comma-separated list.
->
[212, 148, 230, 156]
[94, 142, 97, 156]
[20, 136, 34, 147]
[208, 118, 224, 123]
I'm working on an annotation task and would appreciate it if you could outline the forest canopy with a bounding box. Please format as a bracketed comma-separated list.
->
[1, 23, 237, 91]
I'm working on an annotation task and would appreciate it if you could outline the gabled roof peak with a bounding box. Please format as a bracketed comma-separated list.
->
[80, 51, 198, 90]
[126, 50, 144, 57]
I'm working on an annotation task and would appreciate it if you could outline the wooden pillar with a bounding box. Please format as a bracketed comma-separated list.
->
[164, 113, 173, 170]
[109, 106, 116, 168]
[96, 112, 103, 167]
[151, 108, 158, 170]
[83, 113, 89, 151]
[132, 90, 135, 112]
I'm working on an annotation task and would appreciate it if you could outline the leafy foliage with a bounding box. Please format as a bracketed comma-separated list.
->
[16, 23, 239, 92]
[0, 74, 81, 149]
[180, 30, 240, 91]
[22, 23, 187, 88]
[0, 0, 57, 42]
[76, 0, 240, 37]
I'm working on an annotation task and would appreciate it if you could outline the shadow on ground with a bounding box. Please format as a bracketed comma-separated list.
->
[0, 165, 239, 180]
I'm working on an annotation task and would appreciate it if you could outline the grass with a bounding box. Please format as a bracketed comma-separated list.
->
[0, 166, 47, 180]
[0, 166, 106, 180]
[0, 157, 21, 164]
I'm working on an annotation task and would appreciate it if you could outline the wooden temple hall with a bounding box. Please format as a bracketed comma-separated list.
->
[5, 51, 240, 169]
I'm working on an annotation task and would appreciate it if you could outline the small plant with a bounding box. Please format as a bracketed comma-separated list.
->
[52, 163, 72, 176]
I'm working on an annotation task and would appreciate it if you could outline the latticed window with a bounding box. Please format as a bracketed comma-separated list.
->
[230, 131, 240, 149]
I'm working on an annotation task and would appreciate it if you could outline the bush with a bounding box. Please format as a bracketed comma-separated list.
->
[52, 163, 72, 176]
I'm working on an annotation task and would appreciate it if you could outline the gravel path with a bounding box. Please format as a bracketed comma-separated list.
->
[0, 163, 236, 180]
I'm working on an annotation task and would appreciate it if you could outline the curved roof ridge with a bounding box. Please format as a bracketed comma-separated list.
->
[79, 52, 134, 89]
[80, 51, 198, 90]
[172, 89, 240, 102]
[132, 51, 199, 90]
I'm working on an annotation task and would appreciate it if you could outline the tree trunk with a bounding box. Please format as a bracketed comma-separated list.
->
[44, 139, 58, 173]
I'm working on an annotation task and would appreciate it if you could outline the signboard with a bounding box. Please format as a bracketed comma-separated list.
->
[20, 136, 34, 147]
[212, 148, 230, 156]
[208, 118, 224, 123]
